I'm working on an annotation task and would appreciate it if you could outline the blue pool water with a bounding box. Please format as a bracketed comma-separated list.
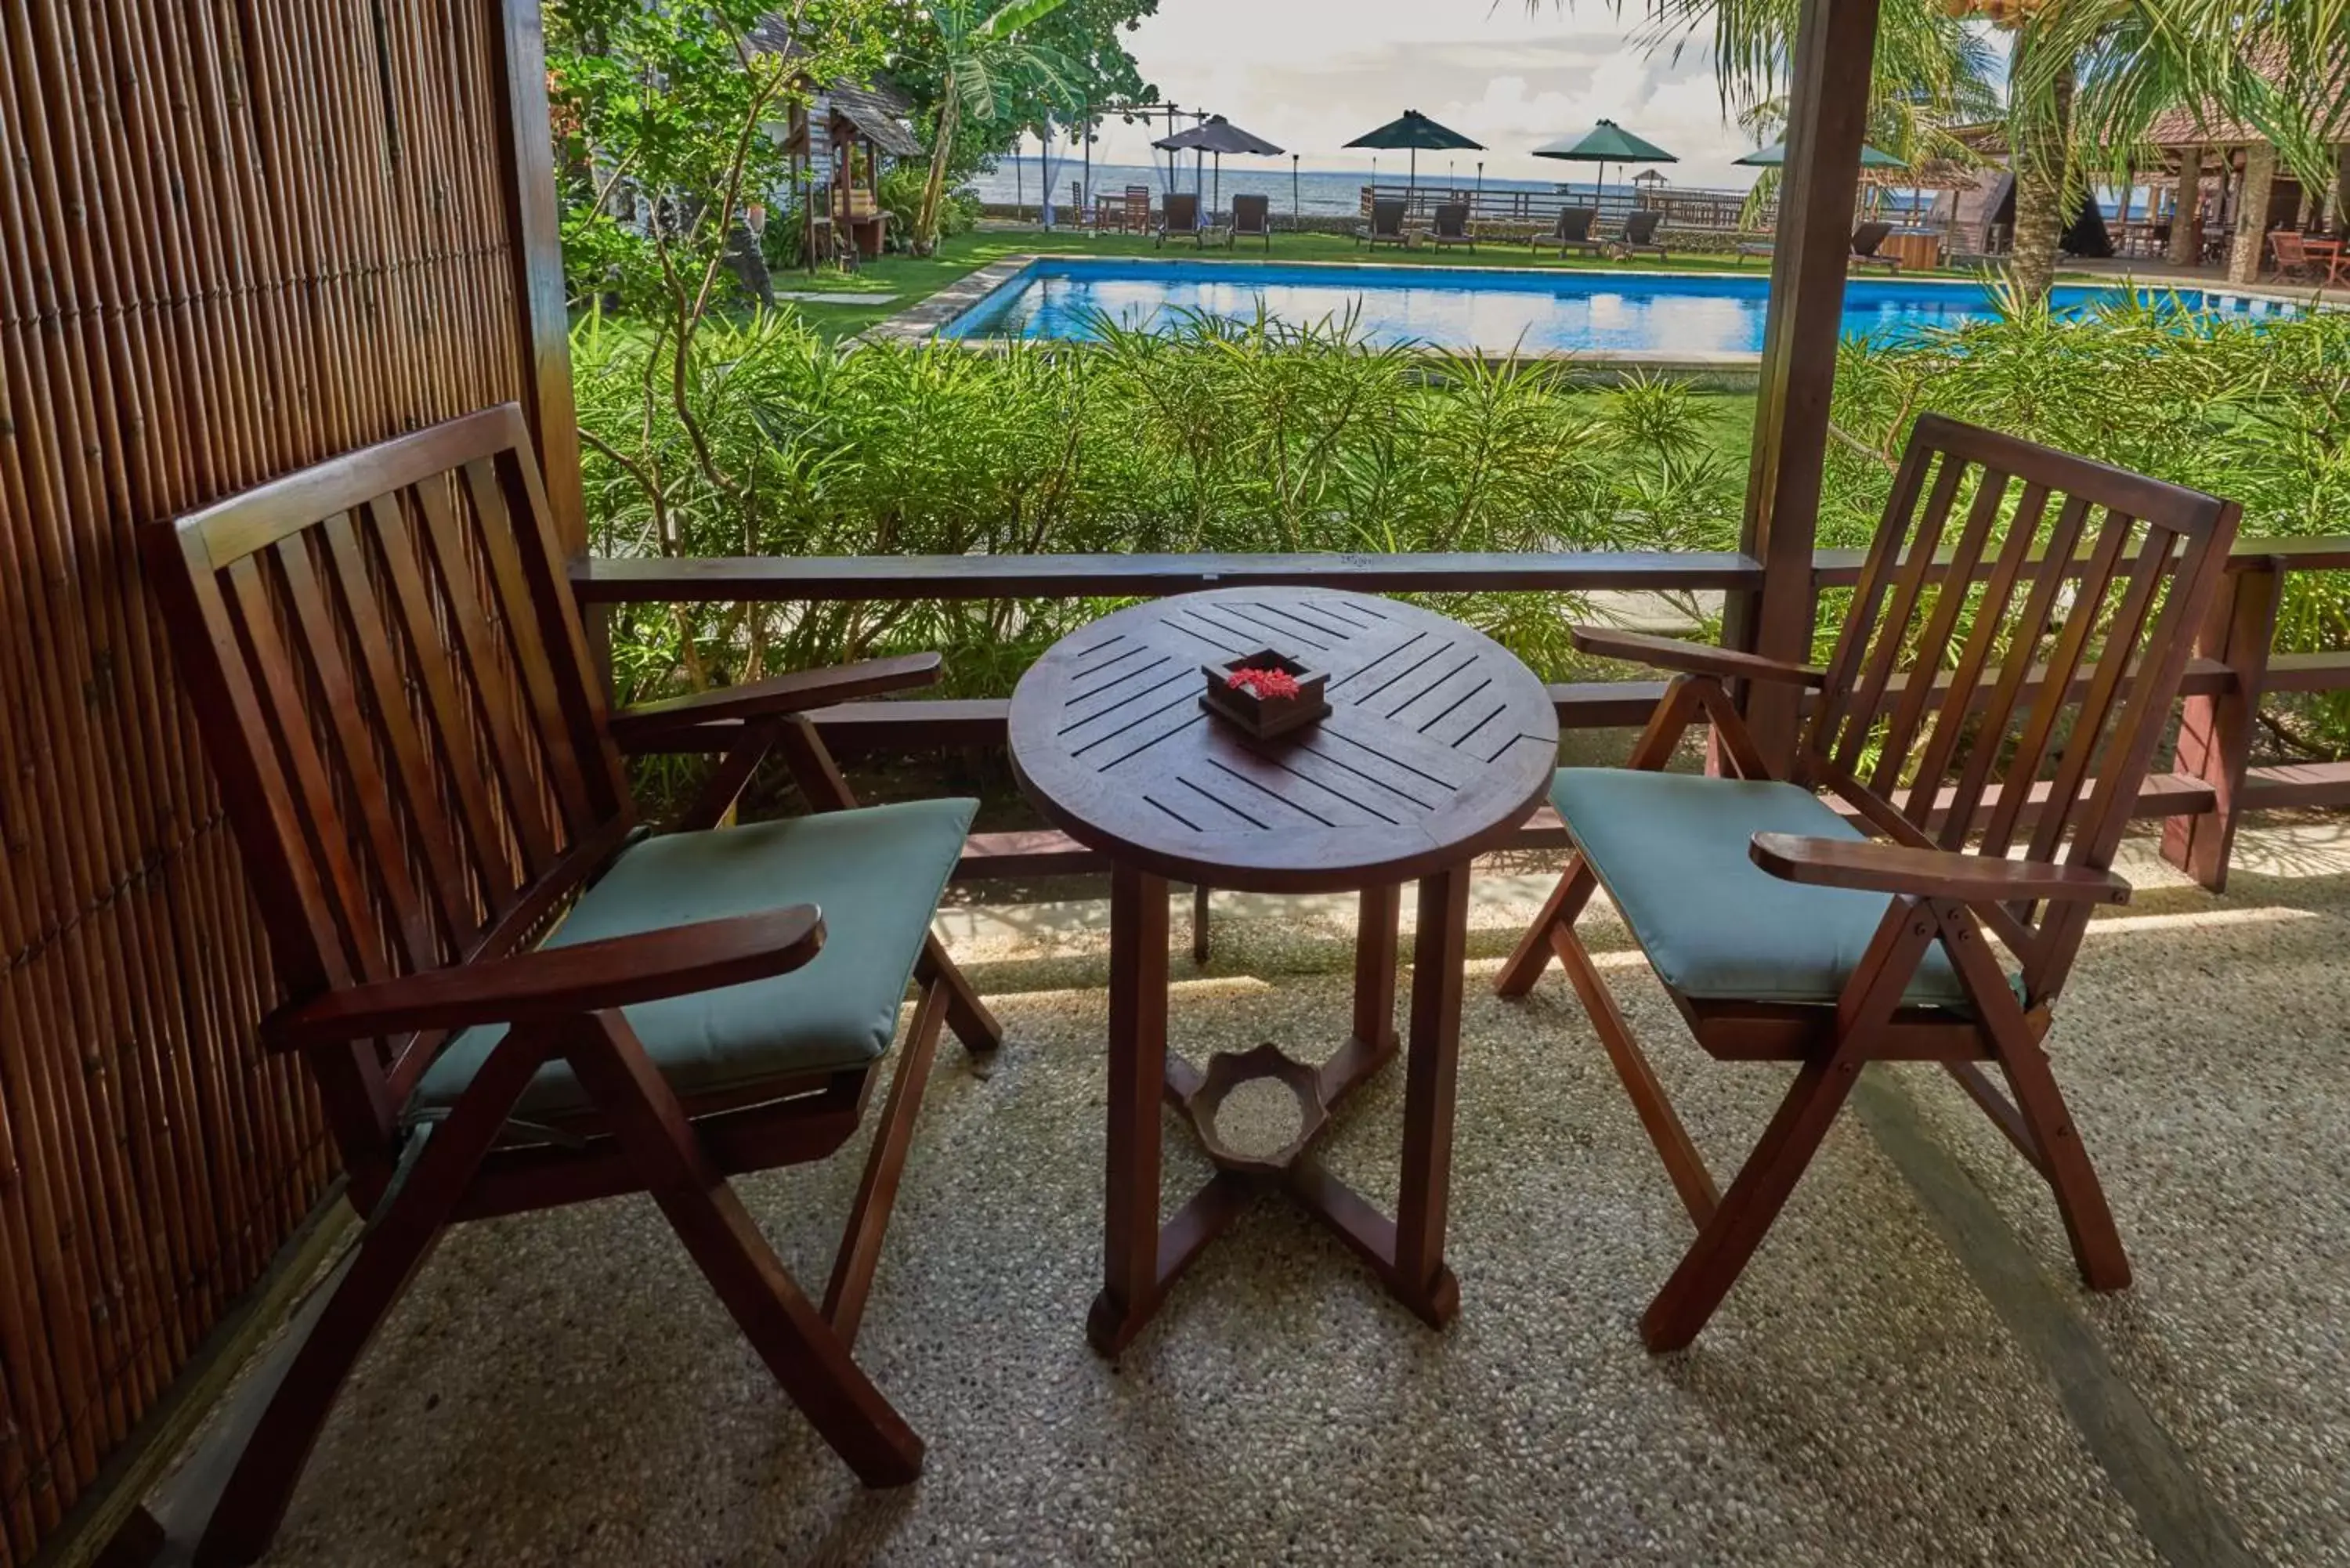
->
[938, 258, 2276, 355]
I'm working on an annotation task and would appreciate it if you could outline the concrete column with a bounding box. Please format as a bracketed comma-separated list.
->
[2229, 142, 2276, 284]
[2167, 151, 2204, 266]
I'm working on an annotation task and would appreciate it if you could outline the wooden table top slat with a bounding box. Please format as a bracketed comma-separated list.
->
[1010, 589, 1561, 893]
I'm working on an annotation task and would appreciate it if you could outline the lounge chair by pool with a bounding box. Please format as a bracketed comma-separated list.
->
[1540, 207, 1606, 259]
[1850, 221, 1902, 272]
[1431, 203, 1476, 251]
[1228, 194, 1273, 251]
[1617, 210, 1668, 262]
[1157, 192, 1209, 248]
[1357, 197, 1408, 249]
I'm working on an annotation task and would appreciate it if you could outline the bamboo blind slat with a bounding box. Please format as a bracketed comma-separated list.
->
[0, 2, 537, 1556]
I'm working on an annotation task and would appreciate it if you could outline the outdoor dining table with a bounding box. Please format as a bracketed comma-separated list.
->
[1007, 587, 1560, 1353]
[2301, 236, 2350, 287]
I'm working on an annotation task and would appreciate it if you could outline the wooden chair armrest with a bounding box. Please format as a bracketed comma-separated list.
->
[262, 906, 826, 1050]
[607, 654, 942, 751]
[1571, 627, 1825, 688]
[1748, 834, 2132, 905]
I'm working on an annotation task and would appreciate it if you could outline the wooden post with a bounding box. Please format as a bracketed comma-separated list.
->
[2162, 559, 2283, 892]
[1725, 0, 1881, 770]
[494, 0, 587, 555]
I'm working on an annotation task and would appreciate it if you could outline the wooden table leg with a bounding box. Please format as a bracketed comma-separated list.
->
[1393, 865, 1469, 1326]
[1090, 867, 1170, 1357]
[1353, 883, 1401, 1061]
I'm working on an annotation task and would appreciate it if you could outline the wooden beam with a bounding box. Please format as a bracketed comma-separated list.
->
[1727, 0, 1882, 769]
[493, 0, 586, 555]
[620, 681, 1677, 757]
[946, 775, 2214, 883]
[2240, 761, 2350, 812]
[573, 550, 1765, 604]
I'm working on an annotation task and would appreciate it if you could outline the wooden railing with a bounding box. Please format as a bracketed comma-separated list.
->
[574, 544, 2350, 893]
[1352, 182, 1960, 245]
[1360, 182, 1765, 233]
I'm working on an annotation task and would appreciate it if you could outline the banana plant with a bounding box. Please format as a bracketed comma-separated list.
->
[910, 0, 1079, 255]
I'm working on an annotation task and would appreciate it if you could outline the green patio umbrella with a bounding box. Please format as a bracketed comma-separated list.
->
[1531, 120, 1676, 205]
[1345, 110, 1484, 201]
[1734, 139, 1907, 169]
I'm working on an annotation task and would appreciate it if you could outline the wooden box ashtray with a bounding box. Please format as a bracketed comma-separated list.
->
[1199, 650, 1331, 739]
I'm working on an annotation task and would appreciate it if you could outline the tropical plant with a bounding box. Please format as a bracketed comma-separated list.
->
[1571, 1, 2340, 298]
[548, 0, 895, 537]
[546, 0, 887, 310]
[570, 309, 1747, 703]
[895, 0, 1164, 185]
[879, 163, 978, 246]
[1643, 0, 2001, 174]
[1822, 290, 2350, 750]
[2012, 1, 2350, 284]
[906, 0, 1080, 254]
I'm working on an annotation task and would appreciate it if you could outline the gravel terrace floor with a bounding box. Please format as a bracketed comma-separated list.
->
[147, 818, 2350, 1567]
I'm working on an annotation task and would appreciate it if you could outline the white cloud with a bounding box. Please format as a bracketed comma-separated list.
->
[1079, 0, 1766, 189]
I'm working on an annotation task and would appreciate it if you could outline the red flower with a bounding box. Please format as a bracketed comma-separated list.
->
[1227, 666, 1301, 700]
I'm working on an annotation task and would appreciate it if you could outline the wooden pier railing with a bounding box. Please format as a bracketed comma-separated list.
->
[577, 543, 2350, 894]
[1351, 182, 1960, 245]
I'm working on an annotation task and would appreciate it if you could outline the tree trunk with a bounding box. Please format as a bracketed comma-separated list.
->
[2229, 142, 2276, 284]
[914, 85, 961, 257]
[2007, 42, 2074, 302]
[2167, 149, 2205, 266]
[721, 219, 775, 311]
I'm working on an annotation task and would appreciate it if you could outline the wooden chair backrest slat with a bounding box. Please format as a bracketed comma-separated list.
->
[1799, 413, 2236, 1005]
[1896, 481, 2051, 822]
[148, 404, 633, 1165]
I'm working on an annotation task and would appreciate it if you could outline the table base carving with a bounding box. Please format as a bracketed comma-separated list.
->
[1087, 871, 1470, 1357]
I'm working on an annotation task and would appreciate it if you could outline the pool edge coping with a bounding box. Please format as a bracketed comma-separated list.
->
[855, 251, 2319, 369]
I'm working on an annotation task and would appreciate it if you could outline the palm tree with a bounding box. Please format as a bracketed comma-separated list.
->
[2016, 1, 2349, 285]
[1557, 2, 2334, 298]
[1642, 0, 2001, 173]
[908, 0, 1077, 255]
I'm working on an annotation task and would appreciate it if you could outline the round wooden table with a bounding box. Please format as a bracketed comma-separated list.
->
[1008, 587, 1559, 1353]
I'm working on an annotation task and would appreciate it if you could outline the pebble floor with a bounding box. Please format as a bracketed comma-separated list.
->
[154, 822, 2350, 1566]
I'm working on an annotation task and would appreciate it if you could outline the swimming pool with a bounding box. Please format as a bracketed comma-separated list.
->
[936, 258, 2282, 356]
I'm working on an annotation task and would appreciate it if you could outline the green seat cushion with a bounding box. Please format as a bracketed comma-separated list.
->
[410, 798, 977, 1122]
[1552, 768, 1981, 1008]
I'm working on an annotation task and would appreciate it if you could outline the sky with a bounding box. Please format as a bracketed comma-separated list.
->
[1076, 0, 1767, 190]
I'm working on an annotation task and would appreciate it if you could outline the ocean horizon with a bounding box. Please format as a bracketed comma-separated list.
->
[969, 159, 1647, 219]
[970, 157, 2155, 224]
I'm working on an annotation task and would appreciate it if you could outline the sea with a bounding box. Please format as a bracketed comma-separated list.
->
[971, 157, 2154, 225]
[970, 160, 1617, 219]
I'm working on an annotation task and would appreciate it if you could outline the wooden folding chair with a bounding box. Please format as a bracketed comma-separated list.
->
[143, 404, 1000, 1566]
[1495, 414, 2238, 1352]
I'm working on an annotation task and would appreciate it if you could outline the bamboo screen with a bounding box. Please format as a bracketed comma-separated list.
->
[0, 2, 563, 1558]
